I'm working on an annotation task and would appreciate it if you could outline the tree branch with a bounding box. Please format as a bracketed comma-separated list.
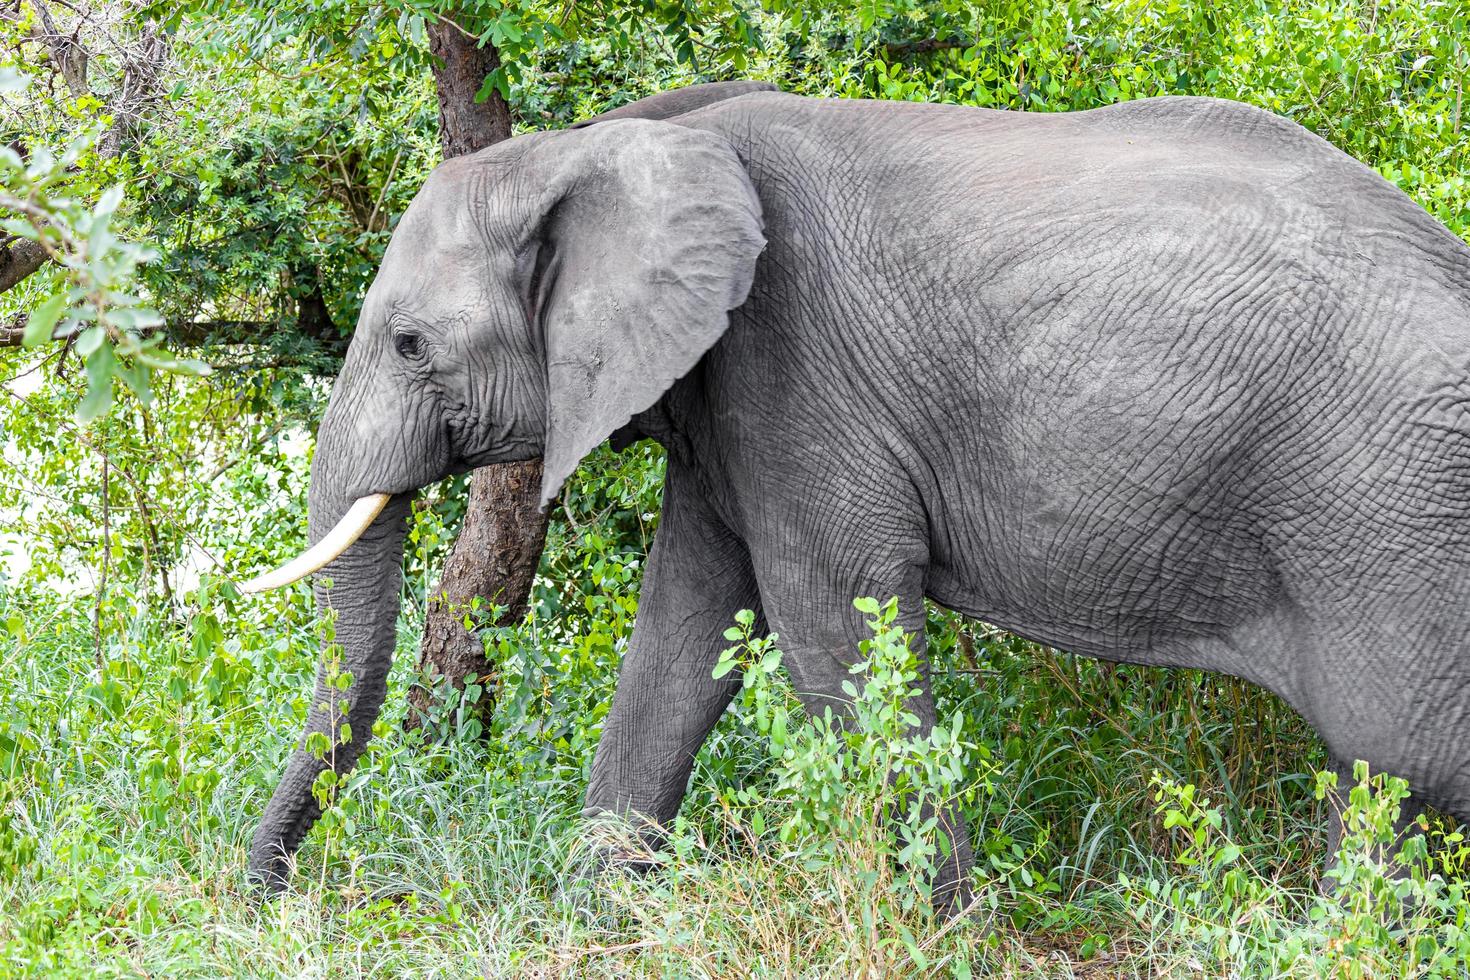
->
[878, 36, 972, 58]
[1, 313, 271, 347]
[96, 23, 166, 160]
[0, 238, 50, 293]
[26, 0, 90, 98]
[0, 8, 170, 294]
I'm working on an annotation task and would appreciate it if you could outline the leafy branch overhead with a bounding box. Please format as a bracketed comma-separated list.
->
[1, 68, 205, 420]
[159, 0, 769, 100]
[0, 0, 775, 421]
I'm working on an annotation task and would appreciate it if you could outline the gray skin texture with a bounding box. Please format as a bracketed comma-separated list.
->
[248, 83, 1470, 903]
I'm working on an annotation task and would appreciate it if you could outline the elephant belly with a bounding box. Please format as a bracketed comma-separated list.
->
[926, 464, 1281, 672]
[918, 346, 1288, 672]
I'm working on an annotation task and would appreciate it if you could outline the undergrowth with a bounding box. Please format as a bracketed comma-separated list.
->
[2, 551, 1467, 975]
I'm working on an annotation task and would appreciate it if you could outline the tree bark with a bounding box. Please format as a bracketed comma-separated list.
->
[405, 18, 549, 734]
[425, 18, 513, 154]
[0, 238, 49, 294]
[404, 459, 547, 728]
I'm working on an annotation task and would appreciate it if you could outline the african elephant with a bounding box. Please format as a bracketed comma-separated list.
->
[241, 80, 1470, 902]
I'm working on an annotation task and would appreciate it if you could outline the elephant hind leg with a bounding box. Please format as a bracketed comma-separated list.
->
[751, 545, 976, 915]
[1320, 755, 1425, 891]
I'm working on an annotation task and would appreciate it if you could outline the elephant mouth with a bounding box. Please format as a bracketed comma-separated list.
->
[239, 493, 393, 593]
[236, 418, 541, 595]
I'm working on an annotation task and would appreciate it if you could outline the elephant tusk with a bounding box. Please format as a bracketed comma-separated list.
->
[239, 493, 392, 594]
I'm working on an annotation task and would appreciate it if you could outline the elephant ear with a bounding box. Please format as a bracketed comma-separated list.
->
[524, 119, 765, 505]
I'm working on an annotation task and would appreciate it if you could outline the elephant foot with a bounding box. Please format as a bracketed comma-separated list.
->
[245, 848, 295, 899]
[576, 806, 667, 872]
[554, 812, 668, 923]
[579, 799, 673, 863]
[932, 867, 976, 920]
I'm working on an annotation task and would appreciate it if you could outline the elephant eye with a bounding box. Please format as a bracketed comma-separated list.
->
[393, 330, 425, 361]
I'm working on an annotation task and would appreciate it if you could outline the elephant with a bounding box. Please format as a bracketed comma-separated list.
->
[240, 79, 1470, 904]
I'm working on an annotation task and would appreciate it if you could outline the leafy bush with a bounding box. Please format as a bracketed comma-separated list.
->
[1126, 764, 1470, 976]
[717, 600, 980, 908]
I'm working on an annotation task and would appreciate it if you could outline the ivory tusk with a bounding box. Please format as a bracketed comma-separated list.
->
[239, 493, 392, 594]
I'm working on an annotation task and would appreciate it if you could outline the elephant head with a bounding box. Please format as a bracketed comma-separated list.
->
[241, 118, 765, 890]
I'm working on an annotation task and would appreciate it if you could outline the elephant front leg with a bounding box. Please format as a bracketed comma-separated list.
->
[583, 470, 760, 850]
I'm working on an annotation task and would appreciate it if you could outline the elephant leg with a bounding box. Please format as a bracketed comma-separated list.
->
[753, 551, 976, 915]
[583, 463, 760, 850]
[1322, 754, 1423, 888]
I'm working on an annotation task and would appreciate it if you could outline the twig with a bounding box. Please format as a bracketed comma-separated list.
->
[554, 939, 663, 960]
[202, 420, 286, 484]
[0, 346, 63, 384]
[882, 36, 973, 58]
[560, 486, 581, 531]
[1455, 34, 1464, 136]
[427, 10, 480, 42]
[93, 449, 108, 674]
[366, 145, 404, 235]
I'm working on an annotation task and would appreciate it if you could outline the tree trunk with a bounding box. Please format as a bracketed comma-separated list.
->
[405, 18, 550, 734]
[405, 460, 547, 728]
[0, 238, 48, 294]
[425, 18, 513, 154]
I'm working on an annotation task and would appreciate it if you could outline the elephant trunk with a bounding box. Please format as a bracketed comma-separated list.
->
[247, 470, 411, 892]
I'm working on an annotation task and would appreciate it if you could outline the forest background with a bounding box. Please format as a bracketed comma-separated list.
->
[2, 1, 1469, 975]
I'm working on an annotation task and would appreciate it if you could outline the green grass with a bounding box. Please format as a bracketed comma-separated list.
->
[2, 565, 1466, 977]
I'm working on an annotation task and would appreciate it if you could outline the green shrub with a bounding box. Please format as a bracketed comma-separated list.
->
[1125, 764, 1470, 976]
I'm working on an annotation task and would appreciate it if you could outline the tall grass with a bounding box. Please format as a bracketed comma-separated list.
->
[2, 572, 1466, 976]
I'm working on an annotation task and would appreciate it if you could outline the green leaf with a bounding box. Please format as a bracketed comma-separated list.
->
[108, 307, 164, 333]
[75, 326, 106, 358]
[76, 377, 113, 422]
[474, 72, 501, 105]
[94, 185, 125, 218]
[172, 357, 212, 377]
[116, 359, 153, 405]
[77, 344, 116, 422]
[23, 294, 66, 346]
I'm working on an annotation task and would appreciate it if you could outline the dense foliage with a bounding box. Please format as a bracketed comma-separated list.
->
[1, 0, 1469, 975]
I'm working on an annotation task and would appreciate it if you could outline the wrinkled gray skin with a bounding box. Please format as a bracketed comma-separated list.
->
[249, 81, 1470, 904]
